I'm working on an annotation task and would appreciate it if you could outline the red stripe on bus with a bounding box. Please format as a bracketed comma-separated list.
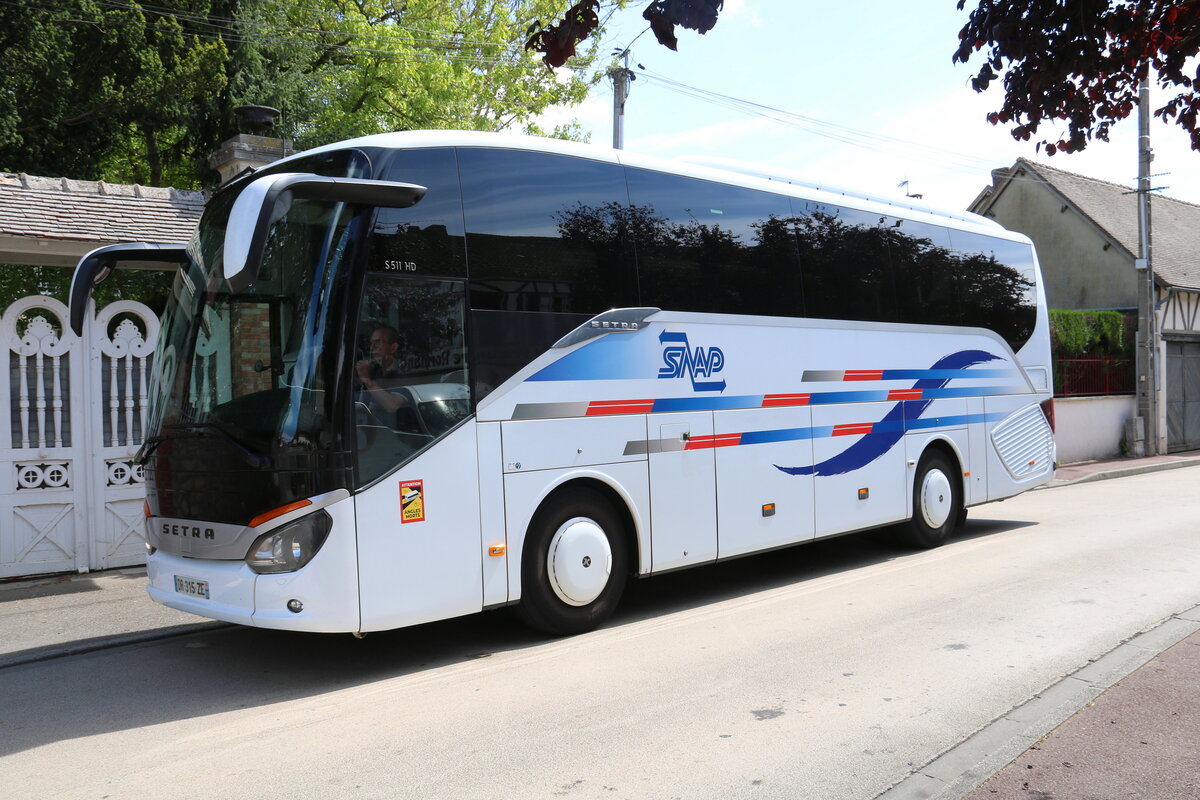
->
[586, 400, 654, 415]
[832, 423, 875, 436]
[684, 434, 743, 450]
[762, 393, 811, 406]
[844, 370, 884, 381]
[887, 389, 924, 400]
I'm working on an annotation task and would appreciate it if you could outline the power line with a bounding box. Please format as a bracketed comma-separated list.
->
[622, 66, 1151, 195]
[633, 68, 996, 173]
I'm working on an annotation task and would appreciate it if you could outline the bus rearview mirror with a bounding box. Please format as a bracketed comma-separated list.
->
[223, 173, 427, 293]
[69, 242, 189, 336]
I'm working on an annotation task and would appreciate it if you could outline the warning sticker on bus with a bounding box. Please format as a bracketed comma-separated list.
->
[400, 480, 425, 524]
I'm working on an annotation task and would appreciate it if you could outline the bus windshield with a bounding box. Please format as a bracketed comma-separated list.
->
[148, 182, 355, 458]
[142, 150, 374, 523]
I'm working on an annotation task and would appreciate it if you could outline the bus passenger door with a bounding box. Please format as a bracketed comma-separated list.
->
[649, 412, 717, 571]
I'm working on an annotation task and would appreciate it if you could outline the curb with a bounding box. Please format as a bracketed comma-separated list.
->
[0, 567, 230, 671]
[1041, 455, 1200, 489]
[0, 621, 230, 670]
[873, 604, 1200, 800]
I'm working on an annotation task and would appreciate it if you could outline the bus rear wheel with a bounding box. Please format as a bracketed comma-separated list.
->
[517, 487, 629, 636]
[897, 451, 961, 549]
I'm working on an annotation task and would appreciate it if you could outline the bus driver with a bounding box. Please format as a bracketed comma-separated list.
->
[356, 326, 409, 418]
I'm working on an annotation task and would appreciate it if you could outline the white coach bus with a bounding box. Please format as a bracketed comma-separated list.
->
[70, 131, 1055, 636]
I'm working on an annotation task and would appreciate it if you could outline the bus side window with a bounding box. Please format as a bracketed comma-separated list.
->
[947, 230, 1038, 352]
[887, 219, 956, 327]
[369, 147, 467, 279]
[791, 201, 899, 323]
[459, 148, 639, 315]
[625, 168, 794, 316]
[353, 275, 471, 487]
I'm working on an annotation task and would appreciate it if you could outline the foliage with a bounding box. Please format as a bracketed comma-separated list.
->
[1, 0, 603, 188]
[526, 0, 603, 69]
[527, 0, 718, 67]
[298, 0, 598, 143]
[1049, 309, 1132, 357]
[954, 0, 1200, 156]
[0, 0, 226, 185]
[0, 265, 173, 317]
[641, 0, 723, 51]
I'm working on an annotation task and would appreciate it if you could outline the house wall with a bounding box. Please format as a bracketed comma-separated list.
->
[1161, 287, 1200, 336]
[1054, 395, 1138, 463]
[982, 177, 1136, 311]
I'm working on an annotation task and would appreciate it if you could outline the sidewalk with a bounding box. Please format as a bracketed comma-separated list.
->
[880, 449, 1200, 800]
[0, 566, 224, 669]
[1044, 448, 1200, 489]
[2, 451, 1200, 798]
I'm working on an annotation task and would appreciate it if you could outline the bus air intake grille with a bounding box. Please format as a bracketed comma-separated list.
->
[990, 404, 1055, 480]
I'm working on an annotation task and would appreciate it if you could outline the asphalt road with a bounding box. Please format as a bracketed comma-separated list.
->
[2, 469, 1199, 800]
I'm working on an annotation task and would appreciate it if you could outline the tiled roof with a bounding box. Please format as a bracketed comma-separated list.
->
[0, 173, 205, 245]
[985, 158, 1200, 290]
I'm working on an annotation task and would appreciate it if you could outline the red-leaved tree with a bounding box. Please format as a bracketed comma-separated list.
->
[526, 0, 722, 68]
[954, 0, 1200, 155]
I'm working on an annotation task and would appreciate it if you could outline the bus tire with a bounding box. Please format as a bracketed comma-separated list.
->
[516, 487, 629, 636]
[898, 451, 961, 549]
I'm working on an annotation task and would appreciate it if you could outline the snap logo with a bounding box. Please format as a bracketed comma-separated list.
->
[657, 331, 726, 392]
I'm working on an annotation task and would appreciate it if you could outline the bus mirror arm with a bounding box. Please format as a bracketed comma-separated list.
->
[224, 174, 428, 294]
[69, 243, 189, 336]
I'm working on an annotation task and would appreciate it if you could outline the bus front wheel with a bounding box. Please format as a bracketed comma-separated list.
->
[517, 487, 629, 636]
[898, 451, 961, 549]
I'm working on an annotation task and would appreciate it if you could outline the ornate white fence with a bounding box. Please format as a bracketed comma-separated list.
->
[1, 294, 158, 578]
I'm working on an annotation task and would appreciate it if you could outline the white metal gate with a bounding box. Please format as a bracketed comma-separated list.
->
[1, 294, 159, 578]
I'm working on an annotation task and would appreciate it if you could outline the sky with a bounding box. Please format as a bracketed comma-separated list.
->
[538, 0, 1200, 212]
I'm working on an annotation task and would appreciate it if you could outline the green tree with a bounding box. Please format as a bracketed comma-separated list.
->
[0, 264, 172, 316]
[0, 0, 226, 185]
[289, 0, 598, 142]
[1, 0, 605, 188]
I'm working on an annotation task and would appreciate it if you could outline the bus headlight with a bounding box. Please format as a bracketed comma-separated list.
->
[245, 510, 332, 574]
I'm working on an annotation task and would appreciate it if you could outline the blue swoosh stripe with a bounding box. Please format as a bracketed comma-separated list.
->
[651, 395, 759, 412]
[740, 427, 817, 445]
[775, 349, 1002, 477]
[876, 368, 1014, 380]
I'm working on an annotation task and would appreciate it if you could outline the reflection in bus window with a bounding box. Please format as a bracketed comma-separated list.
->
[354, 276, 470, 486]
[459, 148, 639, 313]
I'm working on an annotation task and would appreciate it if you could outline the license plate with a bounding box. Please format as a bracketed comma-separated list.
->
[174, 575, 210, 600]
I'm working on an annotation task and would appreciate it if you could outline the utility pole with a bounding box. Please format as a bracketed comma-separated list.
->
[1135, 72, 1159, 455]
[608, 50, 634, 149]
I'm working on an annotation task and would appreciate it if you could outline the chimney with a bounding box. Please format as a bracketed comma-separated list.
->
[208, 105, 295, 186]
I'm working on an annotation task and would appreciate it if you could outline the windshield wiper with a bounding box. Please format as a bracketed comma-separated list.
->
[134, 423, 271, 468]
[134, 434, 168, 465]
